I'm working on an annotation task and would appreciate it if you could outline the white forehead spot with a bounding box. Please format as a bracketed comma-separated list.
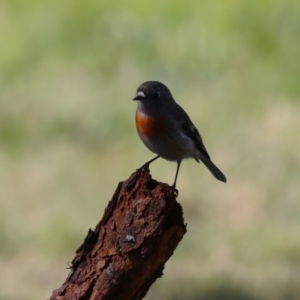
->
[137, 91, 145, 98]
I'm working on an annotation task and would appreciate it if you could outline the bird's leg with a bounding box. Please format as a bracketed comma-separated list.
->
[138, 155, 160, 171]
[171, 160, 182, 193]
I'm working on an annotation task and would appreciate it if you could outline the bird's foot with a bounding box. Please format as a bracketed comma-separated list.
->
[137, 163, 149, 173]
[171, 185, 179, 197]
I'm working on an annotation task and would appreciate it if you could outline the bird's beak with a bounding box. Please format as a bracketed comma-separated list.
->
[133, 96, 143, 101]
[133, 91, 145, 101]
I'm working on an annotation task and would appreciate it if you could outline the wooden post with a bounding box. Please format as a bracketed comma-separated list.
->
[50, 169, 186, 300]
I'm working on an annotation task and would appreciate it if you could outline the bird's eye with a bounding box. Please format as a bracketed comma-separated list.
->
[153, 92, 160, 99]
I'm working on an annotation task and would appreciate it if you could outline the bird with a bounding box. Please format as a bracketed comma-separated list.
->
[133, 81, 226, 189]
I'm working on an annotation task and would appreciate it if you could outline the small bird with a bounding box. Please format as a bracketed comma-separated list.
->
[133, 81, 226, 189]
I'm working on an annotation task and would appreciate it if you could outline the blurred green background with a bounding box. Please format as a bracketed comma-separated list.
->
[1, 0, 300, 299]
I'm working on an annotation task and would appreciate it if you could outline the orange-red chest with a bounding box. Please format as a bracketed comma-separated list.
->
[135, 110, 164, 140]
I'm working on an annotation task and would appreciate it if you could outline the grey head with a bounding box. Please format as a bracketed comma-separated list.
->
[133, 81, 175, 105]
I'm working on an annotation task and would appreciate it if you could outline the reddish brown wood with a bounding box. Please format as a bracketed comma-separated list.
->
[50, 168, 186, 300]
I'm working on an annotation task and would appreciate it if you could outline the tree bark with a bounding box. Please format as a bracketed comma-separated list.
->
[50, 168, 186, 300]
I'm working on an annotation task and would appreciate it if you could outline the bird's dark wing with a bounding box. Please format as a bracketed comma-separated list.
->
[180, 120, 211, 160]
[172, 102, 211, 160]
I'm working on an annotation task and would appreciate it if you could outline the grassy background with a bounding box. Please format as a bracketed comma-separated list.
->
[1, 0, 300, 299]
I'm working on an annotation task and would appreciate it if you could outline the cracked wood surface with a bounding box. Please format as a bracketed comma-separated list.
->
[50, 168, 186, 300]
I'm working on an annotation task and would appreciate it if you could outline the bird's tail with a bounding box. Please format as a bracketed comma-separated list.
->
[201, 157, 227, 183]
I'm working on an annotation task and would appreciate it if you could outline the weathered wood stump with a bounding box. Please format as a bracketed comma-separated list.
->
[50, 168, 186, 300]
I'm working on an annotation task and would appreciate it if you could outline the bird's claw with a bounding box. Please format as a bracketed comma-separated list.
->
[171, 185, 179, 197]
[137, 163, 149, 173]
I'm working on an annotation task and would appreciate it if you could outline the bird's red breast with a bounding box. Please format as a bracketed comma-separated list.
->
[135, 109, 165, 140]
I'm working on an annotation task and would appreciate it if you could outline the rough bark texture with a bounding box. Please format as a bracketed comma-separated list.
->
[50, 168, 186, 300]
